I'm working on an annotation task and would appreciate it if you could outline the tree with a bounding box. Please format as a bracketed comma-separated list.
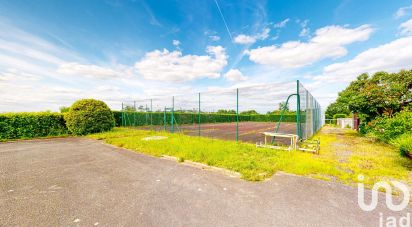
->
[137, 105, 145, 111]
[59, 106, 70, 113]
[240, 110, 258, 115]
[325, 102, 350, 118]
[123, 105, 136, 112]
[217, 109, 236, 114]
[327, 69, 412, 122]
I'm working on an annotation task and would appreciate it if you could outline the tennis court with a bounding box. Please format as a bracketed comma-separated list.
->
[136, 121, 298, 144]
[119, 80, 322, 145]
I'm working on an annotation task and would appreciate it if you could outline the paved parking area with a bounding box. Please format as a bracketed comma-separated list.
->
[0, 138, 410, 226]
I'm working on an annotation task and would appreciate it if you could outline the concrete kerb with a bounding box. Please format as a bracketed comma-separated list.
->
[161, 155, 241, 178]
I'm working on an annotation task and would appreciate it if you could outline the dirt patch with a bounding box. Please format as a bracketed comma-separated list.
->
[329, 128, 355, 163]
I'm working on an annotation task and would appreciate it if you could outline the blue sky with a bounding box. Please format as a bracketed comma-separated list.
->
[1, 0, 412, 112]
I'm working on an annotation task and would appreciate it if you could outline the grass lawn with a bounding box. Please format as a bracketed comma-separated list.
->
[89, 126, 412, 187]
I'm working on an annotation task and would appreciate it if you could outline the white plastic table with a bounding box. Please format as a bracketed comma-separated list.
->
[257, 132, 299, 151]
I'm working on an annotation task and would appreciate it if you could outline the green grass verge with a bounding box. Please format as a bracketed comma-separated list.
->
[88, 127, 412, 187]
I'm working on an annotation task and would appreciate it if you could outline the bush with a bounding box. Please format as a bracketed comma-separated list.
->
[391, 134, 412, 157]
[366, 111, 412, 142]
[333, 113, 347, 119]
[0, 112, 67, 140]
[59, 106, 70, 113]
[65, 99, 115, 135]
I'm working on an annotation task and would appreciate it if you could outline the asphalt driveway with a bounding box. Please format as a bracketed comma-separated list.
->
[0, 138, 410, 226]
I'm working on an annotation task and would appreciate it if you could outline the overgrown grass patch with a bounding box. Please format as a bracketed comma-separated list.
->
[89, 127, 412, 186]
[391, 134, 412, 157]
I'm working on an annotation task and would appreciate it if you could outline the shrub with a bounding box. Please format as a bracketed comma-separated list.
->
[240, 110, 258, 115]
[0, 112, 67, 140]
[391, 134, 412, 157]
[59, 106, 70, 113]
[65, 99, 115, 135]
[366, 111, 412, 142]
[333, 113, 347, 119]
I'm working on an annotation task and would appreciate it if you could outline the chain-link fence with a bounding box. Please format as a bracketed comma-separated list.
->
[118, 80, 322, 144]
[299, 82, 322, 140]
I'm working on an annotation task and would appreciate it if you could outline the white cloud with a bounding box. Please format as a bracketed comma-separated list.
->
[135, 46, 228, 82]
[0, 22, 149, 112]
[257, 28, 270, 40]
[202, 81, 298, 113]
[234, 34, 257, 44]
[141, 1, 162, 26]
[234, 28, 270, 45]
[273, 18, 290, 28]
[395, 5, 412, 18]
[57, 62, 124, 79]
[0, 69, 41, 82]
[0, 23, 81, 74]
[399, 19, 412, 36]
[314, 36, 412, 83]
[209, 35, 221, 41]
[298, 19, 310, 37]
[1, 21, 137, 82]
[96, 85, 121, 92]
[204, 30, 221, 41]
[247, 24, 373, 68]
[0, 39, 65, 65]
[0, 80, 132, 112]
[224, 69, 247, 82]
[172, 39, 180, 46]
[299, 27, 310, 37]
[258, 28, 270, 40]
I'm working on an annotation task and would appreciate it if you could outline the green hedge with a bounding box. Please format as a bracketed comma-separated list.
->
[115, 111, 299, 127]
[0, 112, 68, 140]
[333, 113, 347, 119]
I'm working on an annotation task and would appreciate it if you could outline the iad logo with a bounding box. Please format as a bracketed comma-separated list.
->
[357, 175, 411, 227]
[357, 175, 410, 212]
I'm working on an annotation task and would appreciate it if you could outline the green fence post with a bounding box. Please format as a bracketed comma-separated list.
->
[145, 103, 148, 125]
[164, 107, 166, 131]
[121, 102, 124, 127]
[133, 101, 136, 126]
[198, 92, 201, 136]
[150, 99, 153, 127]
[171, 96, 174, 133]
[236, 88, 239, 142]
[272, 94, 295, 144]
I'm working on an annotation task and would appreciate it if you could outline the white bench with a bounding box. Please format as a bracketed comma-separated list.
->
[256, 132, 299, 151]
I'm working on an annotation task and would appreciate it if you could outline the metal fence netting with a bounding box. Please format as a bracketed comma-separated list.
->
[119, 80, 323, 144]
